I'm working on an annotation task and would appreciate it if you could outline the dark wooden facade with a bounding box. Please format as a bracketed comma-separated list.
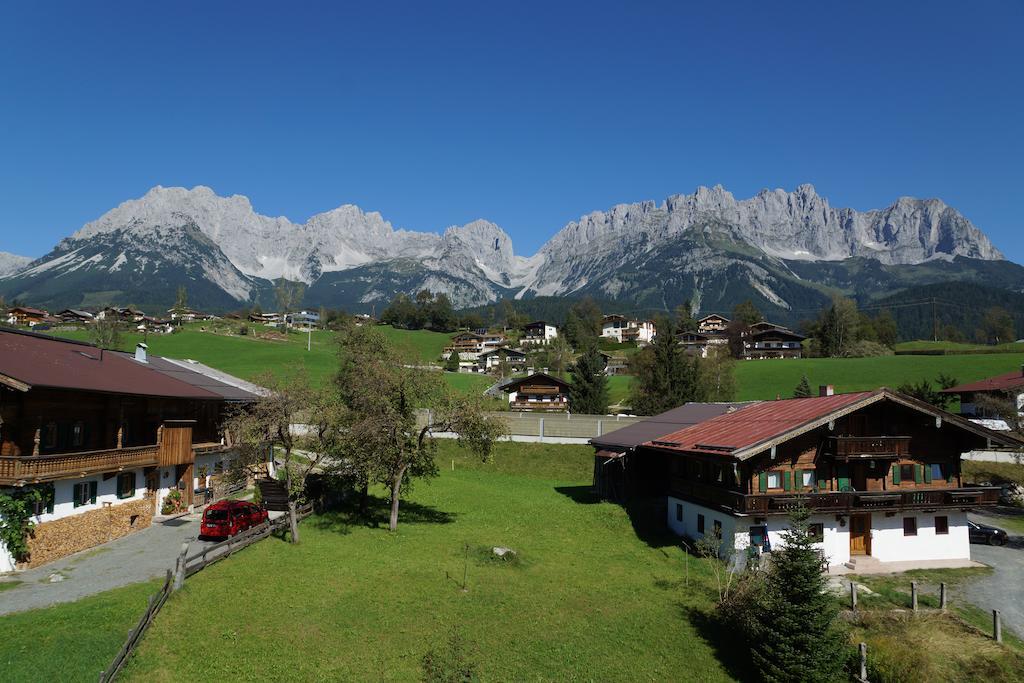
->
[650, 398, 1001, 515]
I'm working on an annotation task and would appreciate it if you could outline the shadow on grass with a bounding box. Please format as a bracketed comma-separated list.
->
[680, 604, 758, 682]
[554, 486, 680, 550]
[308, 494, 456, 535]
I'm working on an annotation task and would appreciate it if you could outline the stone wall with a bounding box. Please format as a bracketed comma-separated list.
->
[24, 496, 154, 569]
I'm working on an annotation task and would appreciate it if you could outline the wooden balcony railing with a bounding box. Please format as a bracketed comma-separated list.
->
[828, 436, 912, 459]
[0, 445, 161, 484]
[510, 400, 568, 411]
[670, 478, 1000, 515]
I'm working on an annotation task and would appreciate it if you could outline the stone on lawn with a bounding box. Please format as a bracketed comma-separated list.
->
[492, 546, 516, 559]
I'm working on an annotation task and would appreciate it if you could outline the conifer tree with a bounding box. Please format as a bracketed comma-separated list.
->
[793, 375, 812, 398]
[629, 315, 703, 415]
[568, 341, 609, 414]
[750, 506, 847, 683]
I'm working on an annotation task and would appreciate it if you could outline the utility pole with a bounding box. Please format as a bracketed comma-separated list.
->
[932, 297, 938, 342]
[307, 324, 312, 352]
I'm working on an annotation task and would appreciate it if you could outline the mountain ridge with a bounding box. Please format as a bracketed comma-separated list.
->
[1, 183, 1016, 318]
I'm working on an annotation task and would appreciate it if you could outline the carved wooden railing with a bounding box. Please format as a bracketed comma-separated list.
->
[0, 445, 160, 484]
[828, 436, 912, 458]
[670, 478, 1000, 515]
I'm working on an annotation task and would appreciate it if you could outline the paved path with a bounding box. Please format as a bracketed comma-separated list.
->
[0, 514, 216, 616]
[963, 513, 1024, 637]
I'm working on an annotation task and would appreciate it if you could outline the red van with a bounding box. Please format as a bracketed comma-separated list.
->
[200, 500, 269, 539]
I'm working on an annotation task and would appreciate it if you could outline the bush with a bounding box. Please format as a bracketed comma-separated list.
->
[238, 324, 250, 336]
[839, 340, 894, 358]
[161, 490, 184, 515]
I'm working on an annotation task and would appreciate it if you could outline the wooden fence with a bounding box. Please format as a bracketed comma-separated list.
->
[98, 503, 313, 682]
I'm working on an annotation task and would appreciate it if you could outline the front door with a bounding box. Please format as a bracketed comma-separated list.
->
[849, 514, 871, 556]
[852, 463, 867, 491]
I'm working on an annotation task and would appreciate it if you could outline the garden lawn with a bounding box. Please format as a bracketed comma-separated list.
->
[115, 441, 731, 682]
[0, 580, 159, 682]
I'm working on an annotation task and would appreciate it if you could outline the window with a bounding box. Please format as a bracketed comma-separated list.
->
[42, 422, 58, 450]
[930, 463, 944, 481]
[766, 472, 781, 489]
[749, 526, 767, 548]
[73, 481, 98, 508]
[903, 517, 917, 536]
[900, 464, 915, 483]
[808, 523, 824, 543]
[802, 470, 815, 488]
[697, 514, 705, 534]
[71, 421, 85, 448]
[675, 503, 683, 522]
[31, 484, 55, 516]
[713, 464, 724, 483]
[116, 472, 136, 499]
[712, 520, 722, 538]
[935, 516, 949, 535]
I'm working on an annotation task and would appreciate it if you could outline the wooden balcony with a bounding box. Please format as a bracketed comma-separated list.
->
[828, 436, 911, 460]
[510, 400, 568, 411]
[670, 478, 1000, 515]
[0, 445, 161, 485]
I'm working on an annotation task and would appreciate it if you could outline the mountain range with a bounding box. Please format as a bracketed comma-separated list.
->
[2, 184, 1020, 324]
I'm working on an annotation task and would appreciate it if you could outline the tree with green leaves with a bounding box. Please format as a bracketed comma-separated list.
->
[333, 323, 506, 531]
[564, 297, 603, 349]
[793, 375, 812, 398]
[172, 285, 189, 320]
[732, 299, 763, 326]
[629, 315, 703, 415]
[811, 296, 860, 357]
[749, 506, 846, 682]
[979, 306, 1015, 345]
[89, 317, 122, 350]
[896, 373, 959, 411]
[274, 279, 306, 327]
[444, 350, 460, 372]
[699, 346, 736, 402]
[674, 300, 698, 334]
[568, 343, 609, 414]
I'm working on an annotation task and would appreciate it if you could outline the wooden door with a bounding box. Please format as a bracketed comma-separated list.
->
[852, 463, 867, 492]
[849, 514, 871, 556]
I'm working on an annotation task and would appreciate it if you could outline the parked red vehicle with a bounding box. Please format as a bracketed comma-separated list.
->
[199, 500, 269, 539]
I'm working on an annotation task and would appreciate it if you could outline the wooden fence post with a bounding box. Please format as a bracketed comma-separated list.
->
[173, 541, 188, 591]
[911, 581, 918, 611]
[850, 582, 857, 611]
[940, 582, 947, 610]
[994, 610, 1003, 643]
[858, 642, 867, 682]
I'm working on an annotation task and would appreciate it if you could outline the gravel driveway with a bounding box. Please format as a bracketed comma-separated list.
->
[963, 514, 1024, 637]
[0, 513, 217, 616]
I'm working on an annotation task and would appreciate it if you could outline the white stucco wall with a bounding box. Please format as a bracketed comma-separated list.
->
[869, 510, 969, 562]
[665, 497, 969, 568]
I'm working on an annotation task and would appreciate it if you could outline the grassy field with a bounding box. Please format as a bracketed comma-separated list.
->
[107, 440, 733, 681]
[733, 353, 1024, 402]
[0, 580, 160, 682]
[895, 340, 1024, 354]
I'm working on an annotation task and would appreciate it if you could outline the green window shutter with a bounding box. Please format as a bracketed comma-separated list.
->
[924, 464, 933, 484]
[794, 469, 803, 488]
[73, 483, 82, 508]
[89, 481, 98, 504]
[783, 471, 792, 491]
[892, 464, 901, 484]
[838, 464, 850, 491]
[46, 485, 54, 514]
[758, 472, 768, 493]
[817, 477, 827, 490]
[914, 465, 923, 484]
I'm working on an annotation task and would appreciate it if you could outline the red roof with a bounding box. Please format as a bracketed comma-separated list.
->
[646, 391, 875, 457]
[942, 370, 1024, 394]
[0, 329, 222, 399]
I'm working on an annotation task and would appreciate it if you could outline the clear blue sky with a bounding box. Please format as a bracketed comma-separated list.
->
[2, 1, 1022, 260]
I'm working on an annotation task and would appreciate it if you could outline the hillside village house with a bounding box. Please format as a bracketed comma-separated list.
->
[697, 314, 730, 334]
[444, 331, 506, 359]
[942, 368, 1024, 433]
[0, 329, 266, 571]
[97, 306, 145, 323]
[522, 321, 558, 346]
[601, 315, 656, 344]
[595, 387, 1018, 570]
[286, 310, 321, 329]
[477, 347, 527, 373]
[56, 309, 95, 324]
[501, 372, 570, 411]
[677, 331, 728, 358]
[6, 306, 49, 327]
[742, 326, 806, 359]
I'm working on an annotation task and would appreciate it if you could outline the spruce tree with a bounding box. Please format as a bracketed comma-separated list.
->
[444, 351, 460, 372]
[568, 342, 610, 414]
[750, 506, 847, 683]
[629, 315, 703, 415]
[793, 375, 812, 398]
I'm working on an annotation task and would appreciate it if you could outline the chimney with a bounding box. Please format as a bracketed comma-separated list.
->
[819, 385, 834, 397]
[135, 342, 149, 364]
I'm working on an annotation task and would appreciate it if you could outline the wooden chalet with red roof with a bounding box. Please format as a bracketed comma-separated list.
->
[606, 385, 1019, 570]
[0, 329, 266, 571]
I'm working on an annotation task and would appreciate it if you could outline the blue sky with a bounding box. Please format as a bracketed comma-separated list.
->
[1, 1, 1022, 260]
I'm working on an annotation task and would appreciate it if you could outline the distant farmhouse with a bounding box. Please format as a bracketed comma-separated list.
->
[601, 315, 656, 344]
